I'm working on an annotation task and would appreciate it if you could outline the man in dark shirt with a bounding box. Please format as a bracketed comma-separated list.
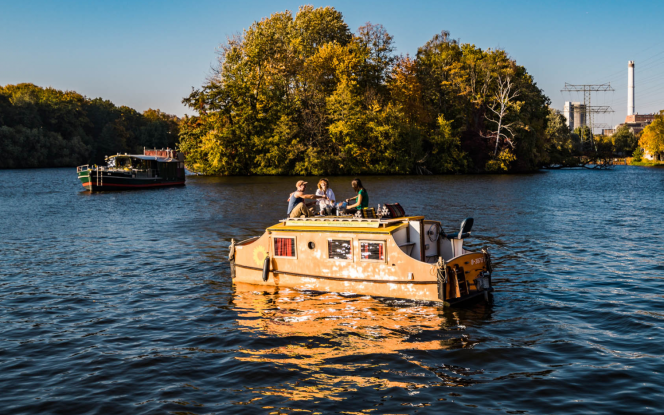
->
[287, 180, 327, 218]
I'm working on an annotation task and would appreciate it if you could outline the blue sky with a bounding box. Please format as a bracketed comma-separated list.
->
[1, 0, 663, 128]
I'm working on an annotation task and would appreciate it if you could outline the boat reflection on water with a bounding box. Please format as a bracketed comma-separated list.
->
[232, 282, 491, 403]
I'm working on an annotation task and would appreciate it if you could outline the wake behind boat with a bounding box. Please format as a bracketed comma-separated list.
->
[77, 148, 185, 191]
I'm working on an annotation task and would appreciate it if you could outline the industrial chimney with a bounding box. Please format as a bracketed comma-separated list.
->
[628, 61, 635, 116]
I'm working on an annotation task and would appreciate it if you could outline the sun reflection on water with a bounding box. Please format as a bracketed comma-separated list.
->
[232, 283, 484, 404]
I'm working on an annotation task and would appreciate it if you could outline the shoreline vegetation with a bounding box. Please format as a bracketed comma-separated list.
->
[628, 159, 664, 167]
[2, 6, 662, 174]
[0, 83, 178, 169]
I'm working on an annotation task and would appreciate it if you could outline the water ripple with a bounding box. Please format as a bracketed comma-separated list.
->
[0, 167, 663, 413]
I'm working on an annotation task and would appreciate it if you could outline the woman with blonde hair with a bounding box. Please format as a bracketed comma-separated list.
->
[315, 178, 336, 215]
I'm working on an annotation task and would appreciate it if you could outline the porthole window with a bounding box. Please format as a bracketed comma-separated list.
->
[308, 242, 315, 250]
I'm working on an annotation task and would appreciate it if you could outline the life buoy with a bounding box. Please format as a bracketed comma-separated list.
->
[262, 255, 270, 282]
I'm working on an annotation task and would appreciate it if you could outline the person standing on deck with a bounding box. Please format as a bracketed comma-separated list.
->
[342, 178, 368, 215]
[316, 178, 336, 215]
[287, 180, 327, 218]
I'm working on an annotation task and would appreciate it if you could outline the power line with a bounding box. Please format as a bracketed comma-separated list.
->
[560, 83, 615, 136]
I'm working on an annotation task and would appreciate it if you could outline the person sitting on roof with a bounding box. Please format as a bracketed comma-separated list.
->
[340, 178, 368, 215]
[315, 178, 336, 216]
[287, 180, 327, 218]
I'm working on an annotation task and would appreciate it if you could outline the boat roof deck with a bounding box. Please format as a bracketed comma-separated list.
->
[109, 154, 178, 162]
[268, 216, 425, 234]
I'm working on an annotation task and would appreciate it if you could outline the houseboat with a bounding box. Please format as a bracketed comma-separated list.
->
[229, 214, 493, 306]
[77, 148, 185, 191]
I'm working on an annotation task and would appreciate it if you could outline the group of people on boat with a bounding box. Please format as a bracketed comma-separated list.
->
[287, 178, 369, 218]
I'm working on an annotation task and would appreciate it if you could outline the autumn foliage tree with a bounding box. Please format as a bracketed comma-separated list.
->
[180, 5, 551, 174]
[639, 111, 664, 160]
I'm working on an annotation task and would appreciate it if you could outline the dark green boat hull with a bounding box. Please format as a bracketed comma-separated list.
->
[78, 170, 185, 191]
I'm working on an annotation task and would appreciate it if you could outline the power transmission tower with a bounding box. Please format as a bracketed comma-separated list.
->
[561, 83, 615, 147]
[593, 122, 613, 131]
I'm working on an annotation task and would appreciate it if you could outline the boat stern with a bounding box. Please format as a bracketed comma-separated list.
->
[77, 165, 93, 190]
[439, 248, 493, 305]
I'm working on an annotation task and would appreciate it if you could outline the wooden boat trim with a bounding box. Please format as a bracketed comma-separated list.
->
[235, 263, 437, 284]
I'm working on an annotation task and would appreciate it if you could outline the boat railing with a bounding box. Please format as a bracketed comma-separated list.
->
[282, 216, 412, 228]
[79, 165, 158, 178]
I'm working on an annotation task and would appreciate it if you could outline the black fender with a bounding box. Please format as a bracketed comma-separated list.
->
[262, 255, 270, 282]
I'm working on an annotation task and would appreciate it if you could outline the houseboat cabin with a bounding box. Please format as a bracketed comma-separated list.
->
[230, 215, 493, 306]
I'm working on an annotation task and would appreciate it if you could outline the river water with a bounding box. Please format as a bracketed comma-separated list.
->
[1, 167, 663, 414]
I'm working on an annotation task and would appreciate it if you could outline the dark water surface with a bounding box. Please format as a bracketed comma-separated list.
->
[1, 168, 663, 414]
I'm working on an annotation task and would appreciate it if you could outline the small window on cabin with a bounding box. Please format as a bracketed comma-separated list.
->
[328, 239, 352, 260]
[274, 237, 296, 258]
[360, 241, 385, 261]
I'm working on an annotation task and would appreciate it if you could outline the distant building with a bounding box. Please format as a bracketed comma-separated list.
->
[563, 102, 586, 131]
[624, 114, 656, 135]
[607, 113, 658, 159]
[609, 114, 656, 136]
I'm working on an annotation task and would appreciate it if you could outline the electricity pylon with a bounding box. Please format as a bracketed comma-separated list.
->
[561, 83, 615, 148]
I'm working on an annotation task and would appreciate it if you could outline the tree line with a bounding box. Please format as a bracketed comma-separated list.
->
[0, 83, 179, 169]
[543, 111, 640, 167]
[180, 5, 555, 175]
[5, 7, 654, 173]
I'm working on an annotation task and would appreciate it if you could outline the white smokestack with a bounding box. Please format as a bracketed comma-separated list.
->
[628, 61, 635, 116]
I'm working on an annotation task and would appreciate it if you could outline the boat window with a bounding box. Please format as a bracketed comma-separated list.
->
[328, 239, 352, 260]
[274, 237, 296, 258]
[360, 241, 385, 261]
[116, 157, 132, 170]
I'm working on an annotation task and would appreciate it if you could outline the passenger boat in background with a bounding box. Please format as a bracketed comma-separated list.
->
[77, 148, 185, 191]
[229, 213, 494, 306]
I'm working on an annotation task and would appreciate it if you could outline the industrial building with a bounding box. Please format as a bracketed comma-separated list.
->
[562, 102, 586, 131]
[599, 60, 660, 160]
[602, 61, 656, 136]
[603, 114, 657, 136]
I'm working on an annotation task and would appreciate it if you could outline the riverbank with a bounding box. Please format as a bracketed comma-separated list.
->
[627, 157, 664, 166]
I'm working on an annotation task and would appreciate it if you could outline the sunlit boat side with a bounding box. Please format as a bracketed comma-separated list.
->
[76, 148, 185, 191]
[230, 215, 494, 306]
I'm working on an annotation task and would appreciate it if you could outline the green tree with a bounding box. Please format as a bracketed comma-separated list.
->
[0, 83, 179, 168]
[543, 108, 574, 165]
[611, 125, 637, 155]
[639, 111, 664, 160]
[180, 6, 551, 175]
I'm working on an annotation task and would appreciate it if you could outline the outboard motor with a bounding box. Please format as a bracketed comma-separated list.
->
[447, 217, 473, 240]
[446, 218, 473, 258]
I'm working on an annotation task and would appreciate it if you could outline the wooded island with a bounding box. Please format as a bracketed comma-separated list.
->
[2, 6, 662, 172]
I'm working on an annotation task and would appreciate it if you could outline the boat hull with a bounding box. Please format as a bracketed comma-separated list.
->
[78, 170, 185, 191]
[231, 229, 492, 305]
